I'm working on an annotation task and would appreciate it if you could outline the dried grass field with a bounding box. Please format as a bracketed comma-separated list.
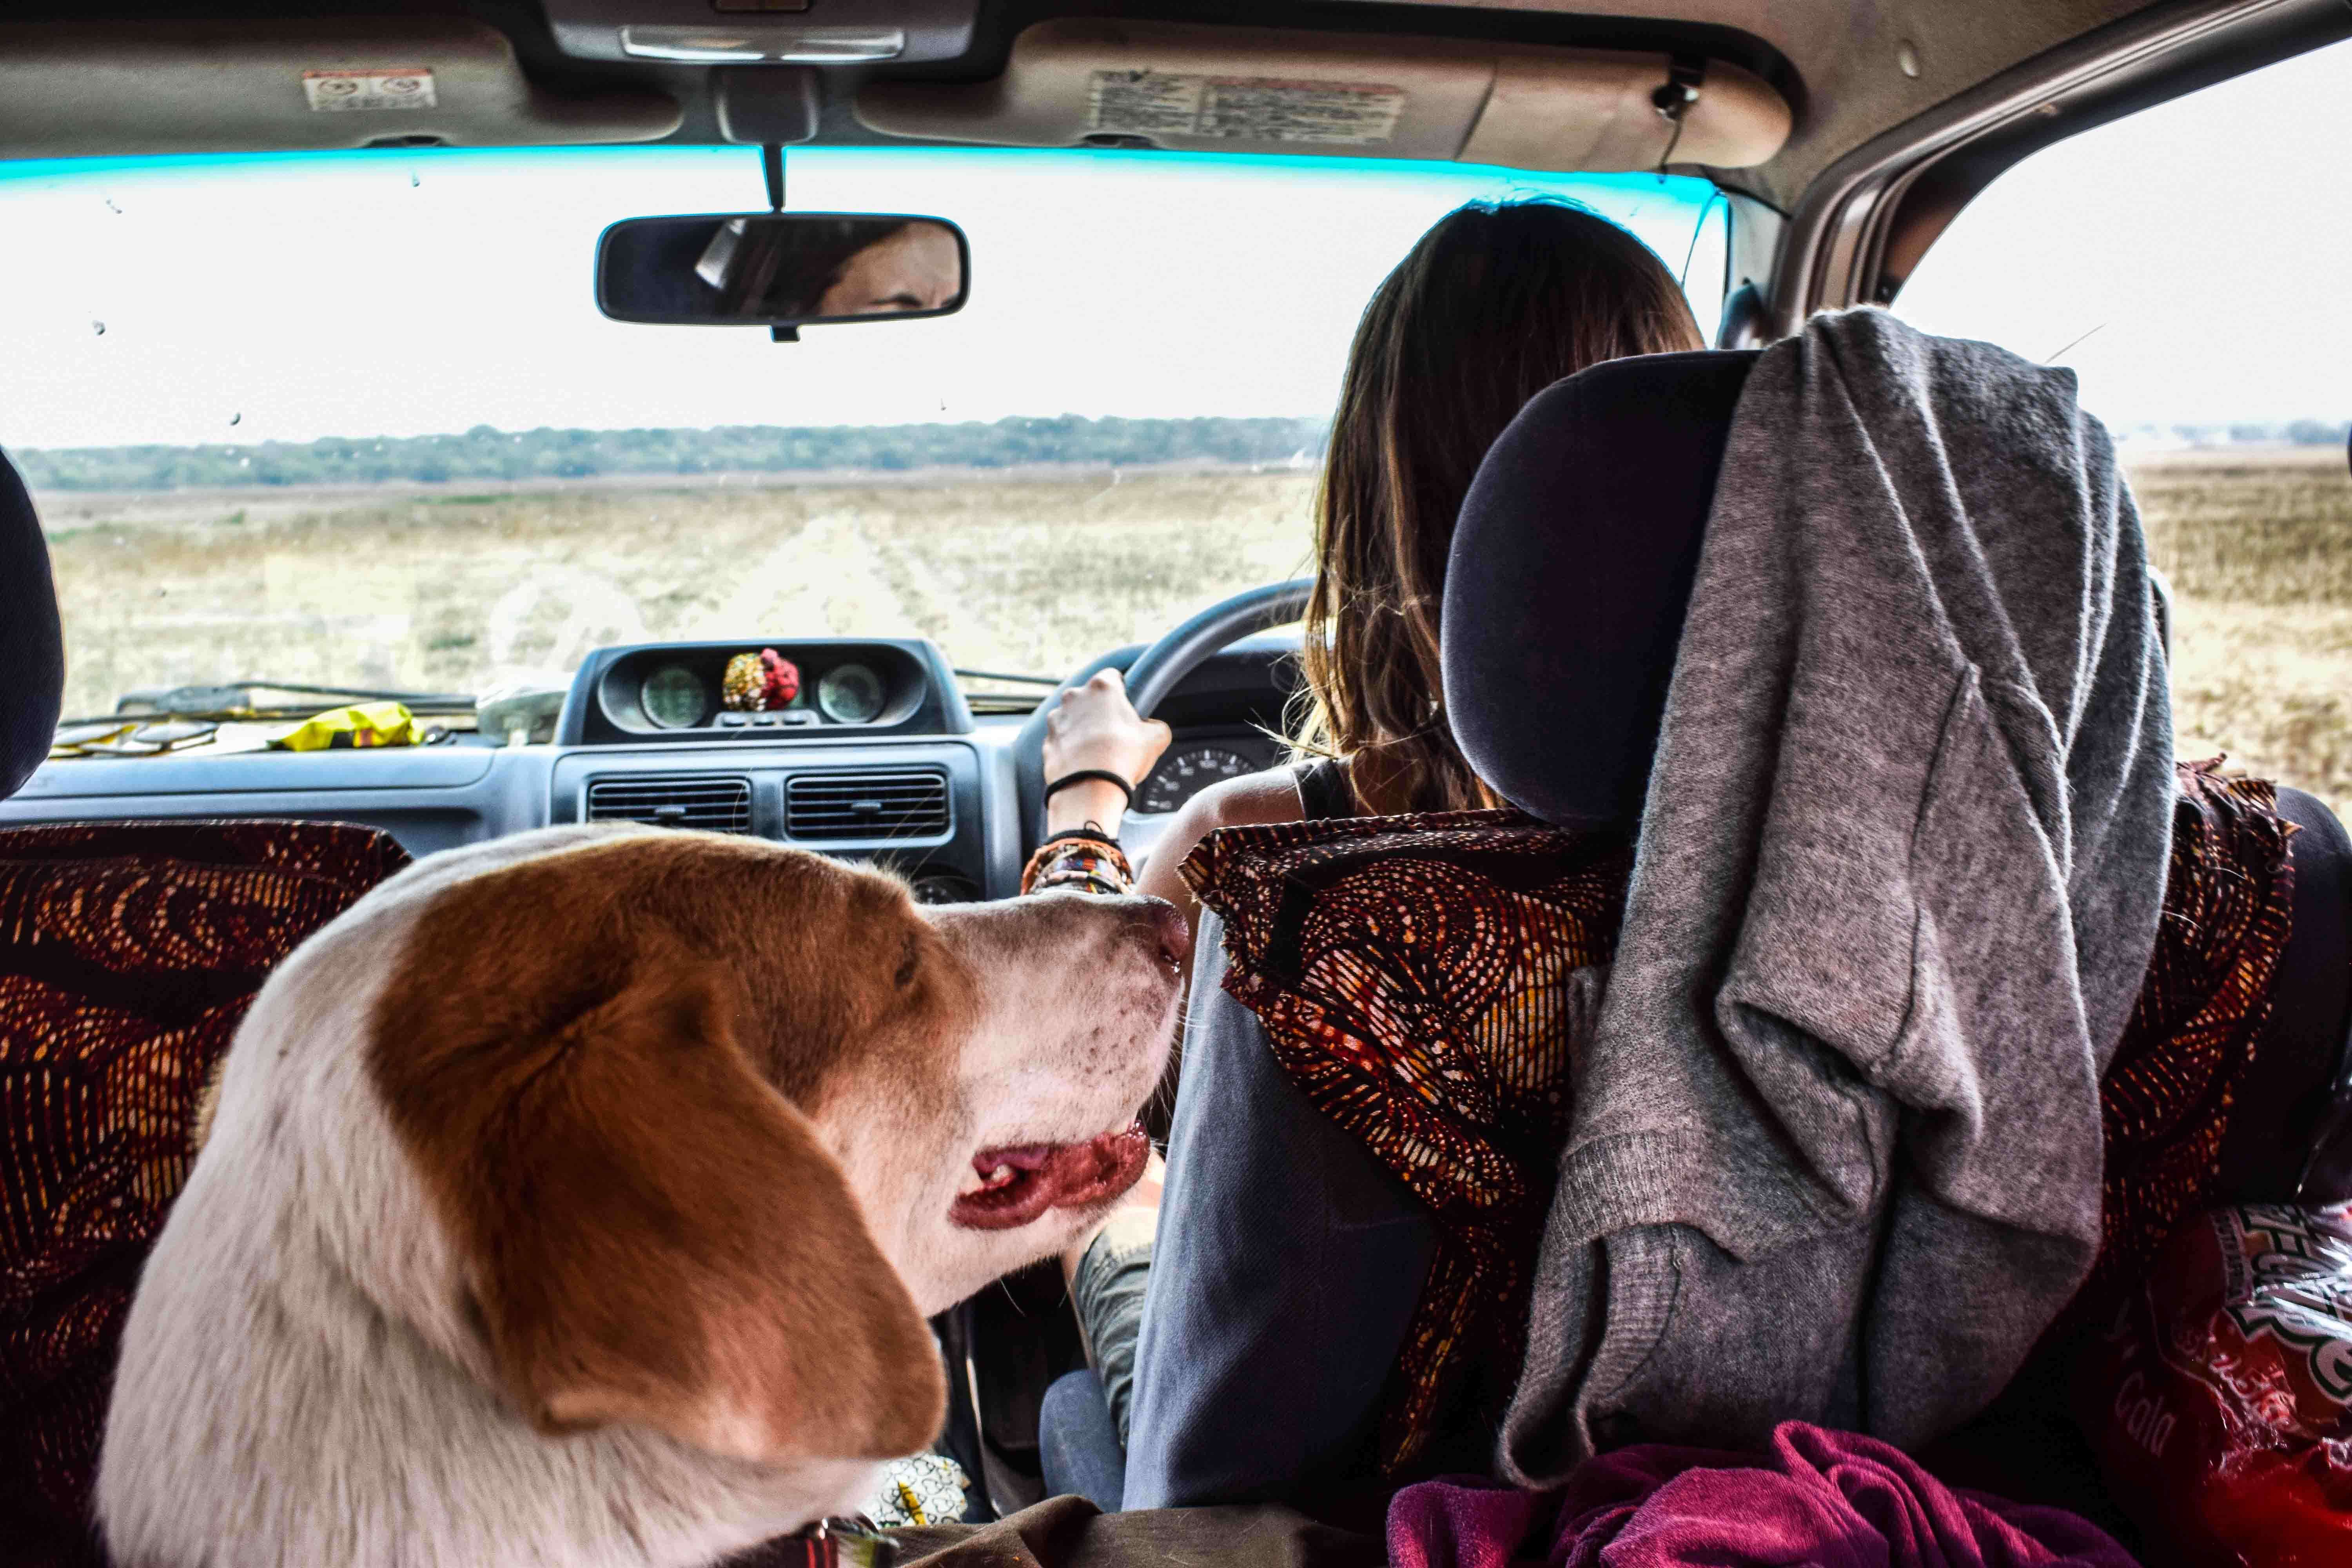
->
[2134, 447, 2352, 818]
[37, 468, 1319, 720]
[36, 448, 2351, 815]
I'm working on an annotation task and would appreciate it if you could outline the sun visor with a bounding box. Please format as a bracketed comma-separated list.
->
[856, 20, 1790, 171]
[0, 19, 680, 158]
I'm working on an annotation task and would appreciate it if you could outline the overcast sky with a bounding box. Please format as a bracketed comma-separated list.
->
[1896, 33, 2352, 430]
[0, 149, 1717, 449]
[0, 31, 2343, 451]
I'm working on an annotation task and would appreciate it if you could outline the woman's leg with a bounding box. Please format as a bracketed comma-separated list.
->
[1121, 926, 1434, 1515]
[1063, 1169, 1160, 1443]
[1038, 1370, 1126, 1512]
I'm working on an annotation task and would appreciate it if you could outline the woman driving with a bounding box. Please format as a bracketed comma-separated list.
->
[1022, 198, 1708, 1507]
[1035, 198, 1704, 915]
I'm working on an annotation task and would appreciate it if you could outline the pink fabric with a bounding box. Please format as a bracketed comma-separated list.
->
[1388, 1475, 1550, 1568]
[1387, 1424, 2137, 1568]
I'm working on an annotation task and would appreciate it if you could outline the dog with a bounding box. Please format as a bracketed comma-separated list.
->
[96, 823, 1185, 1568]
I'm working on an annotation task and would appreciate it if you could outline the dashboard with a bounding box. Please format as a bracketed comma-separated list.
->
[0, 633, 1305, 899]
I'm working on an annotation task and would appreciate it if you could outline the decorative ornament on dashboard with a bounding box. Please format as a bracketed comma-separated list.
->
[722, 648, 802, 711]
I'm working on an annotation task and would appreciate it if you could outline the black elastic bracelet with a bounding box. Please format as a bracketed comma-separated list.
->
[1044, 768, 1135, 808]
[1038, 826, 1120, 850]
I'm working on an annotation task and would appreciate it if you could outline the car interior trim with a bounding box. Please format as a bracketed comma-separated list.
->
[1768, 0, 2352, 333]
[0, 17, 682, 157]
[1864, 0, 2352, 308]
[855, 18, 1792, 171]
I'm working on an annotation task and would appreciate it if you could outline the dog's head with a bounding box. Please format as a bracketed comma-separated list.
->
[364, 827, 1183, 1470]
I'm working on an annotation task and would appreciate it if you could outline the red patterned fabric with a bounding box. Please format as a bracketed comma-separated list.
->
[1182, 809, 1632, 1472]
[1186, 763, 2295, 1477]
[2079, 760, 2296, 1318]
[0, 820, 409, 1568]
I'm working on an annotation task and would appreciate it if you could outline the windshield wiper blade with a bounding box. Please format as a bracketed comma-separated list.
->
[240, 679, 478, 705]
[952, 667, 1062, 688]
[114, 679, 479, 714]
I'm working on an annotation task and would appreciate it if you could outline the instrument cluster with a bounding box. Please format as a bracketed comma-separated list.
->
[563, 637, 967, 746]
[1134, 733, 1283, 815]
[634, 656, 890, 730]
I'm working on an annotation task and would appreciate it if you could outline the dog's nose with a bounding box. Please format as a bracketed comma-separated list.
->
[1136, 896, 1190, 972]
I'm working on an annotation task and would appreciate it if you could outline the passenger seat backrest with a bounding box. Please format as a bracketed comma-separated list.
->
[1439, 349, 2352, 1207]
[0, 448, 65, 800]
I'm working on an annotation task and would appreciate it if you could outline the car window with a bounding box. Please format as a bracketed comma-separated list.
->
[0, 147, 1723, 730]
[1897, 38, 2352, 817]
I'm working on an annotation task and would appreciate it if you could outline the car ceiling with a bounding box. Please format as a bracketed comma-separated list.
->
[1334, 0, 2156, 208]
[0, 0, 2178, 214]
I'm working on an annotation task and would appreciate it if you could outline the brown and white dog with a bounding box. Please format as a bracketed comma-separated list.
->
[95, 824, 1184, 1568]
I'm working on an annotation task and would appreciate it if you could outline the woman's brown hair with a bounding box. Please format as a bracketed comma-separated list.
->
[1295, 199, 1706, 815]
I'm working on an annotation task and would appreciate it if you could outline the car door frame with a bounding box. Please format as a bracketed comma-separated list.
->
[1738, 0, 2352, 343]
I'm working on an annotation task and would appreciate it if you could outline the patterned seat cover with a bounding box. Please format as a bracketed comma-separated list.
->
[1187, 761, 2297, 1475]
[0, 820, 410, 1568]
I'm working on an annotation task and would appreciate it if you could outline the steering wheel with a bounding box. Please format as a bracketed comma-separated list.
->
[1013, 579, 1313, 855]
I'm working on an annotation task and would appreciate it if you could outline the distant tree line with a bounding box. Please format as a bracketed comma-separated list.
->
[14, 415, 1333, 492]
[17, 413, 2340, 494]
[2119, 419, 2352, 448]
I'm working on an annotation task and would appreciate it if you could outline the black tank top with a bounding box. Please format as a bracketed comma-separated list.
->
[1293, 757, 1358, 822]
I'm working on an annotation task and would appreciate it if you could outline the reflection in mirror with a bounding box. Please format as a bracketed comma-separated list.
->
[597, 213, 968, 327]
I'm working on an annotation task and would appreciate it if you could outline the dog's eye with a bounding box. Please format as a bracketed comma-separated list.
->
[894, 944, 920, 989]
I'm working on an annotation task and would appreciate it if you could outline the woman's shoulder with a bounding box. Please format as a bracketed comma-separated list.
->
[1138, 765, 1306, 880]
[1185, 766, 1312, 834]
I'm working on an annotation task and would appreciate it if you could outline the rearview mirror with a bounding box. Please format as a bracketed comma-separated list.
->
[596, 213, 968, 327]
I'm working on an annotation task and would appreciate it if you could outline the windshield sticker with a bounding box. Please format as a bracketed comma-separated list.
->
[1085, 71, 1404, 145]
[301, 68, 438, 113]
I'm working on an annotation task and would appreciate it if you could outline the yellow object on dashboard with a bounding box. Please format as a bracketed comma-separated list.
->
[269, 701, 418, 752]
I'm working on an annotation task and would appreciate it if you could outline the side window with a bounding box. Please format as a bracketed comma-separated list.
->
[1897, 39, 2352, 820]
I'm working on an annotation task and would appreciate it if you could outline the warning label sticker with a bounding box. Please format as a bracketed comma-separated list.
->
[1086, 72, 1405, 145]
[302, 68, 438, 113]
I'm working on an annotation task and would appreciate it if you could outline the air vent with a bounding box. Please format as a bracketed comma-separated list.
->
[787, 769, 950, 841]
[584, 775, 752, 834]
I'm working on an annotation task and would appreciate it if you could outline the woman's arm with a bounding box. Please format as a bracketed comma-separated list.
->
[1026, 666, 1310, 951]
[1042, 669, 1170, 838]
[1136, 771, 1307, 954]
[1024, 670, 1169, 897]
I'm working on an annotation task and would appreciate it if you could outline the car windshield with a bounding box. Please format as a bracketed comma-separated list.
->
[0, 146, 1724, 726]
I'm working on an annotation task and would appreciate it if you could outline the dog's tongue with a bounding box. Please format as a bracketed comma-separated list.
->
[949, 1125, 1151, 1230]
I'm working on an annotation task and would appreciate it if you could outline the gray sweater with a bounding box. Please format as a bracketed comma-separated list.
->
[1497, 309, 2176, 1482]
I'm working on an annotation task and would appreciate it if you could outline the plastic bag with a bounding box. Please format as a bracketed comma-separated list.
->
[269, 701, 419, 751]
[2076, 1202, 2352, 1566]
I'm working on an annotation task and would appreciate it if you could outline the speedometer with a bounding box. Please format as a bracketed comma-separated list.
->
[817, 662, 886, 724]
[1136, 744, 1259, 815]
[640, 664, 708, 729]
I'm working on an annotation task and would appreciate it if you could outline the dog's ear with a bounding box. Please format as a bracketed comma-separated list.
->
[381, 960, 946, 1464]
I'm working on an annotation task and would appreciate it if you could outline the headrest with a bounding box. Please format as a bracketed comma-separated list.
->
[1442, 349, 1755, 828]
[0, 449, 64, 800]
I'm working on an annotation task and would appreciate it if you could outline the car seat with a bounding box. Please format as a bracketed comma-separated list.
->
[1443, 349, 2352, 1206]
[1441, 348, 2352, 1537]
[0, 447, 414, 1568]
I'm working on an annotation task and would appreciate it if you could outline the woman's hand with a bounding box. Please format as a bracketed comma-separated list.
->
[1043, 669, 1171, 834]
